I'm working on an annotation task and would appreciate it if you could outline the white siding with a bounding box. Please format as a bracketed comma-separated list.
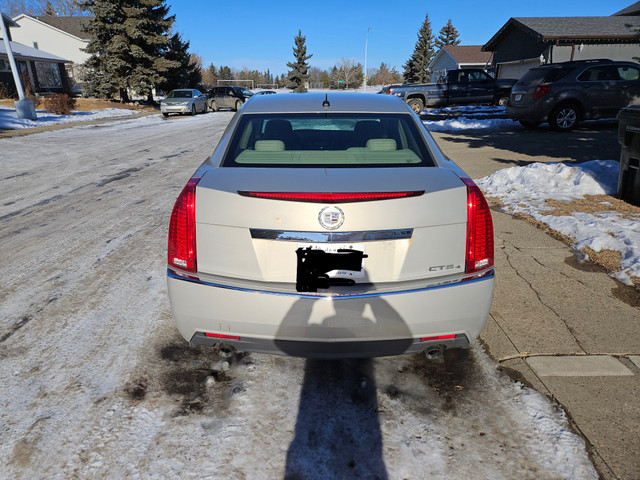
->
[551, 44, 640, 63]
[497, 59, 541, 79]
[10, 16, 89, 66]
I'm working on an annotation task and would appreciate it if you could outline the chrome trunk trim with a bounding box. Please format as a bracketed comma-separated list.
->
[249, 228, 413, 243]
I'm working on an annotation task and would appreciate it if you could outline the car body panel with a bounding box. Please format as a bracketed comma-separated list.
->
[167, 92, 494, 358]
[167, 269, 493, 358]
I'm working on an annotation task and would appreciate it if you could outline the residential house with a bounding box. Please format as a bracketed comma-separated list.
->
[0, 14, 70, 96]
[9, 14, 92, 88]
[483, 2, 640, 78]
[429, 45, 493, 82]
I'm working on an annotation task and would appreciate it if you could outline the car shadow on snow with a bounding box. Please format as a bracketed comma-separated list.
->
[284, 358, 388, 480]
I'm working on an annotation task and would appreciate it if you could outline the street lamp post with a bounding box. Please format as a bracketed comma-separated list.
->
[364, 26, 371, 93]
[0, 12, 37, 119]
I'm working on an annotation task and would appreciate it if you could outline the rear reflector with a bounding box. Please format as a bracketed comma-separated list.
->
[461, 178, 494, 275]
[168, 176, 201, 272]
[205, 332, 241, 341]
[238, 191, 424, 203]
[420, 334, 456, 342]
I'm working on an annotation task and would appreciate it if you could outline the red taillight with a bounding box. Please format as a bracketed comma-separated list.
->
[168, 176, 200, 272]
[461, 178, 494, 275]
[238, 191, 424, 203]
[533, 85, 551, 100]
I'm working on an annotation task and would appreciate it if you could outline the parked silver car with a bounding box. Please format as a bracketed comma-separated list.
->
[167, 93, 494, 358]
[161, 89, 208, 117]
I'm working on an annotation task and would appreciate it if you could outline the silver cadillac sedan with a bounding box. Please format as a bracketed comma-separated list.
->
[167, 93, 494, 358]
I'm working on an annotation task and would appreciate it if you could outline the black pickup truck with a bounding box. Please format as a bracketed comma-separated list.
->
[380, 69, 517, 113]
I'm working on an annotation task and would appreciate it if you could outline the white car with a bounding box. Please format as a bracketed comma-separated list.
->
[167, 93, 494, 358]
[160, 89, 208, 117]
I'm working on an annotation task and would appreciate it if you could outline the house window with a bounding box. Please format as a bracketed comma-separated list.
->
[0, 59, 12, 72]
[34, 61, 62, 88]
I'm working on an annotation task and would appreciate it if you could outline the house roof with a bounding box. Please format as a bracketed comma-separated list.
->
[484, 15, 640, 50]
[12, 14, 93, 41]
[0, 39, 69, 62]
[442, 45, 492, 64]
[614, 1, 640, 16]
[1, 13, 19, 29]
[35, 15, 93, 40]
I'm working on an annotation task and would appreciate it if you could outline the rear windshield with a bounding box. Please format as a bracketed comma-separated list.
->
[517, 67, 571, 87]
[221, 113, 435, 168]
[167, 90, 192, 98]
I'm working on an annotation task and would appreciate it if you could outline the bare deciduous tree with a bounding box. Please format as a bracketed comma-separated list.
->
[3, 0, 86, 16]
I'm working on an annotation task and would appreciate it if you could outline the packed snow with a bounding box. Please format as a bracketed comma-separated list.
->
[424, 117, 517, 131]
[0, 110, 601, 478]
[0, 105, 137, 129]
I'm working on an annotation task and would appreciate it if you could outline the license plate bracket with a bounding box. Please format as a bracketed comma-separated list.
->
[295, 244, 367, 292]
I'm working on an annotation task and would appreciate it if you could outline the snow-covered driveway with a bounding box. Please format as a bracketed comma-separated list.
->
[0, 113, 596, 479]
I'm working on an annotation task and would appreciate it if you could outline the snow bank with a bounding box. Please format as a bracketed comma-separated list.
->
[478, 160, 640, 283]
[0, 106, 137, 129]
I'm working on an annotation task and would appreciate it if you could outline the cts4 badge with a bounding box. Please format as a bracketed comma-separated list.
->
[318, 205, 344, 230]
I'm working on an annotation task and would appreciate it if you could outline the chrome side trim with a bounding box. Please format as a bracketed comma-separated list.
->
[168, 268, 494, 299]
[249, 228, 413, 242]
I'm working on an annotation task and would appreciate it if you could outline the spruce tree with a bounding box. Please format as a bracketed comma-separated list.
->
[435, 19, 461, 50]
[80, 0, 178, 102]
[286, 29, 312, 92]
[402, 14, 435, 83]
[121, 0, 177, 102]
[80, 0, 129, 100]
[158, 33, 200, 92]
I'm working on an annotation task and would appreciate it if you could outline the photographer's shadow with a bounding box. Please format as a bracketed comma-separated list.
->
[278, 297, 413, 479]
[284, 357, 388, 480]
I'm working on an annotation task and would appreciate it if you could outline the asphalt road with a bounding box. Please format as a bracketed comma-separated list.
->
[432, 123, 640, 480]
[0, 111, 632, 479]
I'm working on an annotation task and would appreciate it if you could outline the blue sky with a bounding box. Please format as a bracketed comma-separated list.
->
[169, 0, 634, 76]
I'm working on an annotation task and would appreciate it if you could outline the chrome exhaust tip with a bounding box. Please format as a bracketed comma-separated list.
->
[425, 345, 445, 361]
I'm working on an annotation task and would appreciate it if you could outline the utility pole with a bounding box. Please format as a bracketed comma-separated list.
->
[0, 12, 37, 119]
[364, 26, 371, 93]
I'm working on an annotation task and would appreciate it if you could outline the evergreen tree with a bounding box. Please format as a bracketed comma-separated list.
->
[121, 0, 176, 102]
[435, 19, 461, 50]
[158, 33, 200, 92]
[80, 0, 129, 100]
[80, 0, 178, 102]
[402, 14, 435, 83]
[218, 66, 232, 80]
[286, 29, 312, 92]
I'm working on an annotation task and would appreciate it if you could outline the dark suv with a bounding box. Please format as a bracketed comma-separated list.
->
[206, 86, 254, 111]
[507, 59, 640, 131]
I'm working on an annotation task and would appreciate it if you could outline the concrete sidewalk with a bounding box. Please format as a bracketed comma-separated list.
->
[433, 128, 640, 480]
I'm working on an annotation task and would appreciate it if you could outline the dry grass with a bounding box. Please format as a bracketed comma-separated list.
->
[0, 97, 157, 112]
[499, 195, 640, 291]
[545, 195, 640, 219]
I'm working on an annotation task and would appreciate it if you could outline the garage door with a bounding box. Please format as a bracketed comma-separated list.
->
[497, 60, 540, 80]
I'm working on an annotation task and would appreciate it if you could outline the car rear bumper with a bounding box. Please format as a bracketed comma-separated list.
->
[506, 102, 551, 123]
[167, 268, 494, 358]
[161, 104, 190, 114]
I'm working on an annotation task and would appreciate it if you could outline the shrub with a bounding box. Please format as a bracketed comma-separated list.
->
[43, 93, 76, 115]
